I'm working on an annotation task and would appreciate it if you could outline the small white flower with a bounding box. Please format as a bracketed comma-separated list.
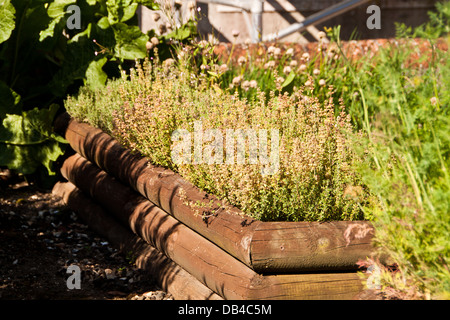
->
[276, 76, 285, 84]
[198, 40, 209, 48]
[219, 64, 229, 73]
[238, 56, 247, 66]
[249, 80, 258, 88]
[283, 66, 292, 74]
[163, 58, 175, 67]
[151, 37, 159, 46]
[241, 80, 250, 91]
[319, 79, 326, 86]
[232, 29, 240, 38]
[232, 76, 243, 85]
[301, 52, 310, 61]
[298, 64, 307, 72]
[313, 68, 320, 76]
[274, 47, 282, 57]
[264, 60, 276, 69]
[289, 60, 298, 68]
[268, 46, 276, 55]
[430, 96, 438, 106]
[318, 31, 326, 39]
[285, 48, 294, 56]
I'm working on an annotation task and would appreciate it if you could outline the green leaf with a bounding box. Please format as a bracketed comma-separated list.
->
[40, 0, 77, 41]
[97, 16, 110, 29]
[0, 0, 16, 44]
[106, 0, 138, 24]
[0, 140, 65, 175]
[0, 104, 66, 175]
[47, 0, 77, 19]
[112, 23, 148, 60]
[281, 71, 295, 88]
[0, 104, 60, 145]
[84, 57, 108, 90]
[135, 0, 160, 10]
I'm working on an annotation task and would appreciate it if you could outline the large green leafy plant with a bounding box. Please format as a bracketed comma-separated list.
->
[0, 0, 158, 179]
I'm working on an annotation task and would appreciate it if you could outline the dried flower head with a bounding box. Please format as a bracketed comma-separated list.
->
[264, 60, 276, 69]
[286, 48, 294, 57]
[198, 40, 209, 48]
[219, 64, 229, 73]
[318, 31, 326, 40]
[268, 46, 277, 55]
[232, 75, 243, 86]
[430, 96, 438, 106]
[241, 80, 250, 91]
[274, 47, 282, 57]
[151, 37, 159, 46]
[238, 56, 247, 66]
[301, 52, 310, 62]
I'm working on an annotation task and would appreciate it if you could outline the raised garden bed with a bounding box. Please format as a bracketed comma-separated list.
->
[52, 112, 383, 299]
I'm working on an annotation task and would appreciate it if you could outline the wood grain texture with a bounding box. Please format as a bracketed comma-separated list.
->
[251, 221, 375, 272]
[52, 181, 223, 300]
[57, 157, 366, 300]
[60, 155, 260, 300]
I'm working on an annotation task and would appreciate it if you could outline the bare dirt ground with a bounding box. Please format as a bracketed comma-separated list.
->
[0, 172, 172, 300]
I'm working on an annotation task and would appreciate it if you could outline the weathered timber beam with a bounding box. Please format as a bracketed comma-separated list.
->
[60, 154, 267, 300]
[52, 181, 223, 300]
[59, 154, 366, 299]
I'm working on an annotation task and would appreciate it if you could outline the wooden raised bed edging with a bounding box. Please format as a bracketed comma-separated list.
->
[57, 153, 366, 300]
[54, 113, 381, 274]
[52, 181, 223, 300]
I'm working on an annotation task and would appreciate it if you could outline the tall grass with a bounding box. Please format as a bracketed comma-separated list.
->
[335, 2, 450, 297]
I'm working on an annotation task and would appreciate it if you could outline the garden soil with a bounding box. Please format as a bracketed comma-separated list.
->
[0, 171, 172, 300]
